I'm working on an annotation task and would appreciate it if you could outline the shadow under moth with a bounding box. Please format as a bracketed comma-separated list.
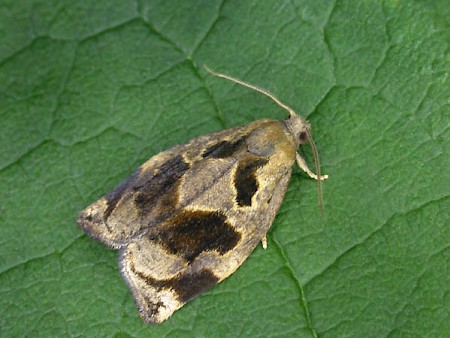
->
[77, 66, 328, 323]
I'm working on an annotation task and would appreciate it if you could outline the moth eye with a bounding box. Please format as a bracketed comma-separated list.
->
[299, 131, 307, 143]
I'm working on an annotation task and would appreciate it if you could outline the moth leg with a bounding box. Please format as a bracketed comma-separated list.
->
[261, 235, 267, 250]
[296, 153, 328, 180]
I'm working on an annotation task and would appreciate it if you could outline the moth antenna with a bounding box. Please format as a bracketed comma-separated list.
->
[204, 65, 325, 213]
[204, 65, 297, 117]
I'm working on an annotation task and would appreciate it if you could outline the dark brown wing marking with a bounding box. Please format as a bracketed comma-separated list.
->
[201, 136, 247, 159]
[134, 155, 190, 215]
[150, 210, 241, 263]
[133, 265, 219, 303]
[234, 157, 269, 207]
[167, 269, 218, 302]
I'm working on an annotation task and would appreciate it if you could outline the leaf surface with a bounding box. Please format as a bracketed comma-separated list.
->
[1, 1, 448, 337]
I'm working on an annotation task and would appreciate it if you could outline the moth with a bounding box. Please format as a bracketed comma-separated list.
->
[77, 66, 328, 323]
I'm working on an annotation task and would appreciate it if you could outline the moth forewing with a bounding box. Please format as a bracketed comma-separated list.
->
[77, 67, 327, 324]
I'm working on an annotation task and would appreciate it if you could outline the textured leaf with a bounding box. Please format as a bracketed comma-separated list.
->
[1, 0, 448, 337]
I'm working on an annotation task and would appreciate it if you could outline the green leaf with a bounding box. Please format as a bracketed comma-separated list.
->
[1, 0, 448, 337]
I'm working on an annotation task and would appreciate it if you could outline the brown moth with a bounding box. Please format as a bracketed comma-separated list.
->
[77, 66, 328, 324]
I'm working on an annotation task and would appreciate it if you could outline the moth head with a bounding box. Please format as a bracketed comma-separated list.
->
[284, 112, 324, 209]
[284, 112, 311, 147]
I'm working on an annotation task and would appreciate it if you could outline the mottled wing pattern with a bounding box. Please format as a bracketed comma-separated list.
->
[77, 124, 243, 248]
[77, 119, 299, 323]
